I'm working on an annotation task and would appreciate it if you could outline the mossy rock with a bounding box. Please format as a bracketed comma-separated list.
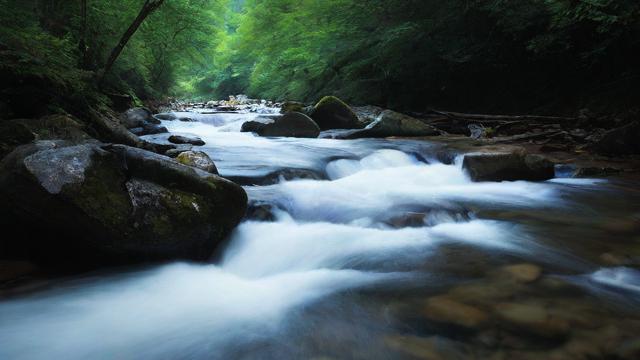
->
[310, 96, 362, 130]
[0, 141, 247, 269]
[176, 150, 218, 174]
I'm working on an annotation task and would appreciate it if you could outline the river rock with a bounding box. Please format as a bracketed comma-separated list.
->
[384, 335, 470, 360]
[346, 110, 440, 139]
[164, 144, 193, 158]
[592, 121, 640, 155]
[176, 151, 218, 174]
[121, 107, 159, 129]
[0, 141, 247, 268]
[246, 203, 277, 221]
[462, 152, 555, 182]
[422, 295, 489, 328]
[352, 105, 385, 127]
[494, 302, 570, 337]
[155, 112, 177, 121]
[179, 117, 196, 122]
[245, 112, 320, 138]
[168, 135, 205, 146]
[130, 123, 168, 136]
[310, 96, 362, 130]
[498, 263, 542, 283]
[240, 121, 266, 133]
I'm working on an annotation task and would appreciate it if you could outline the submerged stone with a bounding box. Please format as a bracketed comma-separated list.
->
[494, 302, 570, 337]
[498, 263, 542, 283]
[422, 295, 489, 329]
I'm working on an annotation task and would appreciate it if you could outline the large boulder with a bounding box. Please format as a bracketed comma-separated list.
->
[176, 150, 218, 174]
[241, 112, 320, 138]
[592, 121, 640, 155]
[310, 96, 362, 130]
[462, 151, 555, 182]
[346, 110, 440, 139]
[0, 141, 247, 268]
[121, 107, 159, 129]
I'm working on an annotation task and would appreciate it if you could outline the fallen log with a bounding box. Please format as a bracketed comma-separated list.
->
[427, 109, 577, 124]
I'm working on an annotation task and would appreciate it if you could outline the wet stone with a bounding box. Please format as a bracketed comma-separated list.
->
[498, 264, 542, 283]
[168, 135, 205, 146]
[422, 295, 489, 329]
[494, 302, 570, 338]
[384, 335, 470, 360]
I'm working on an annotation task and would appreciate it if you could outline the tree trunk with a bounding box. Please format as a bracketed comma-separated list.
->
[98, 0, 165, 83]
[79, 0, 88, 69]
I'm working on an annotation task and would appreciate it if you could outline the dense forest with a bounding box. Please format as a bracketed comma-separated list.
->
[1, 0, 639, 116]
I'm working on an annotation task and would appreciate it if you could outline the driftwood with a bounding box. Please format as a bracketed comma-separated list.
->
[427, 110, 577, 124]
[487, 130, 565, 143]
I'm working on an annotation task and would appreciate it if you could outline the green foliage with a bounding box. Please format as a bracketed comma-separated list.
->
[0, 0, 227, 103]
[1, 0, 638, 113]
[185, 0, 640, 112]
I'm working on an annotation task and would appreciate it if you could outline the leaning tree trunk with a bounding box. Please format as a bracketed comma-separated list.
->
[79, 0, 88, 69]
[98, 0, 165, 83]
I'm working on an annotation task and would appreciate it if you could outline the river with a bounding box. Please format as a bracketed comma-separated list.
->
[1, 108, 640, 359]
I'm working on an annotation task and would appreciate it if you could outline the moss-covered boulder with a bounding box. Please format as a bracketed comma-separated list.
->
[0, 141, 247, 268]
[310, 96, 362, 130]
[176, 150, 218, 174]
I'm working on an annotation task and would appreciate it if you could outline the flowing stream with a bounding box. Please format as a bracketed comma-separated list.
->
[1, 108, 640, 359]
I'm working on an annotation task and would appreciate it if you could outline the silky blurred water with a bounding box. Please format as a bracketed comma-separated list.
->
[1, 109, 639, 359]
